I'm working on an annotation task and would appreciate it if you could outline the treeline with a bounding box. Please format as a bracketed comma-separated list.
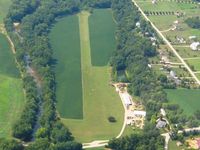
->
[185, 16, 200, 29]
[110, 0, 167, 120]
[107, 123, 164, 150]
[4, 0, 82, 149]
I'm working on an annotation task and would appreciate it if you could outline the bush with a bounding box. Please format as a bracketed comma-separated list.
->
[108, 116, 117, 123]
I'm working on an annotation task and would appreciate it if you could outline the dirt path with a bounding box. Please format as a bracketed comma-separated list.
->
[132, 0, 200, 85]
[160, 26, 176, 33]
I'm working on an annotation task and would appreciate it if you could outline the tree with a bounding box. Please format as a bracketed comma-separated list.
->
[0, 139, 24, 150]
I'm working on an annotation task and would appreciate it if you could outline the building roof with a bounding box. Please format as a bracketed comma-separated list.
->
[156, 120, 167, 128]
[160, 108, 166, 116]
[122, 93, 132, 105]
[190, 42, 200, 50]
[133, 110, 146, 117]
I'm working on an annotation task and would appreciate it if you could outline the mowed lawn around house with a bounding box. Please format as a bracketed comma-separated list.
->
[165, 89, 200, 116]
[186, 59, 200, 71]
[0, 33, 24, 138]
[50, 16, 83, 119]
[0, 0, 11, 23]
[51, 9, 123, 142]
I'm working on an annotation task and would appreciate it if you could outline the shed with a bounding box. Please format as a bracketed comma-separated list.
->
[133, 110, 146, 117]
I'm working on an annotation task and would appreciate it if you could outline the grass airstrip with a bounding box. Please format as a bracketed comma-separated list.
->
[50, 9, 123, 142]
[0, 33, 24, 138]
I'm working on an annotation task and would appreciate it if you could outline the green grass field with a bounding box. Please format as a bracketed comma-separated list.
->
[186, 59, 200, 71]
[166, 89, 200, 116]
[0, 33, 24, 138]
[0, 0, 11, 23]
[50, 9, 123, 142]
[89, 9, 116, 66]
[50, 16, 83, 119]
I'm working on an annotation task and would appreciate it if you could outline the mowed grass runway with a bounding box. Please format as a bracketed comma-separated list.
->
[0, 33, 24, 138]
[166, 89, 200, 116]
[0, 0, 11, 23]
[50, 9, 123, 142]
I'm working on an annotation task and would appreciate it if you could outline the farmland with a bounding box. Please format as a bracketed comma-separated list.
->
[0, 33, 24, 138]
[50, 9, 123, 142]
[50, 16, 83, 119]
[165, 89, 200, 116]
[0, 0, 11, 23]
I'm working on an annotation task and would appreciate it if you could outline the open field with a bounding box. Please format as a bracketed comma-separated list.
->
[50, 16, 83, 119]
[165, 89, 200, 116]
[176, 47, 200, 58]
[0, 33, 24, 138]
[51, 9, 123, 142]
[89, 9, 116, 66]
[0, 0, 11, 23]
[136, 0, 200, 41]
[168, 140, 184, 150]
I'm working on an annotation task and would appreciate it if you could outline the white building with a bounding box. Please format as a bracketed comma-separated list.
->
[160, 108, 166, 116]
[190, 42, 200, 51]
[189, 36, 197, 40]
[136, 22, 140, 28]
[133, 110, 146, 117]
[122, 93, 132, 107]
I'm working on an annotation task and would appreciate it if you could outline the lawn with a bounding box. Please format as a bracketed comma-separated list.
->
[0, 33, 24, 138]
[186, 59, 200, 71]
[50, 9, 124, 142]
[165, 89, 200, 116]
[49, 16, 83, 119]
[0, 0, 11, 23]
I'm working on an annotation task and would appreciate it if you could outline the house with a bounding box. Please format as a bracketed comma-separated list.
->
[176, 37, 186, 44]
[190, 42, 200, 51]
[152, 0, 156, 4]
[136, 22, 140, 28]
[160, 108, 166, 116]
[170, 70, 176, 78]
[156, 119, 167, 128]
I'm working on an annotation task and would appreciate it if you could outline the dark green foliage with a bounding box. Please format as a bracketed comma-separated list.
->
[110, 0, 167, 121]
[107, 123, 164, 150]
[0, 139, 24, 150]
[52, 142, 82, 150]
[108, 116, 117, 123]
[185, 17, 200, 29]
[51, 122, 73, 143]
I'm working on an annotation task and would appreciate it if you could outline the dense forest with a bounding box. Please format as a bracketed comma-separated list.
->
[185, 17, 200, 29]
[1, 0, 193, 149]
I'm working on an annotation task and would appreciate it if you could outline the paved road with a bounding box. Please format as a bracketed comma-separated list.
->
[132, 0, 200, 85]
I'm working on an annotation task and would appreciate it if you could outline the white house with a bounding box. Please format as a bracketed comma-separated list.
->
[136, 22, 140, 28]
[190, 42, 200, 51]
[160, 108, 166, 116]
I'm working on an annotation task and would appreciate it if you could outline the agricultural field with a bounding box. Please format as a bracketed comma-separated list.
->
[0, 33, 24, 138]
[50, 16, 83, 119]
[0, 0, 11, 23]
[165, 89, 200, 116]
[50, 9, 123, 142]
